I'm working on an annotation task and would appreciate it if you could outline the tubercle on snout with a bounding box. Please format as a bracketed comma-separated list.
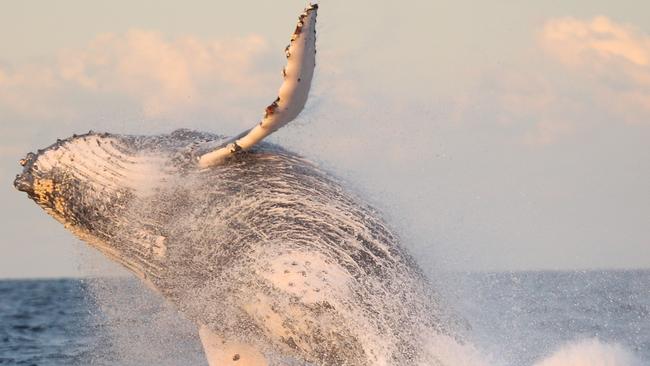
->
[18, 130, 111, 164]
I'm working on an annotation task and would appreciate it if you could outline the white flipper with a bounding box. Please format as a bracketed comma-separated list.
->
[198, 3, 318, 167]
[199, 325, 269, 366]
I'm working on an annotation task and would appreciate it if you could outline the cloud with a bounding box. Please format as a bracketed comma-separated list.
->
[450, 16, 650, 148]
[2, 17, 648, 149]
[539, 16, 650, 125]
[451, 65, 575, 146]
[540, 16, 650, 67]
[0, 30, 277, 122]
[0, 64, 68, 120]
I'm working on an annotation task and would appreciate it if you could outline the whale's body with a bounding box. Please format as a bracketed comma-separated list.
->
[15, 130, 453, 365]
[13, 4, 459, 365]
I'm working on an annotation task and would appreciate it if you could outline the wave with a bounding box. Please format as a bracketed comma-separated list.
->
[532, 339, 644, 366]
[422, 336, 644, 366]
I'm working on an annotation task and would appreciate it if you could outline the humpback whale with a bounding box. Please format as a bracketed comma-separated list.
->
[14, 4, 458, 365]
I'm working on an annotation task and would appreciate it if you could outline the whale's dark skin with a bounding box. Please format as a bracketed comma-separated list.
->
[14, 129, 458, 365]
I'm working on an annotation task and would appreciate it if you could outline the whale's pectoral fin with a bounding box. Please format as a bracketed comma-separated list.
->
[198, 3, 318, 168]
[199, 325, 269, 366]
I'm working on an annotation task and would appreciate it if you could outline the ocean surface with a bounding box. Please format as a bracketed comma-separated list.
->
[0, 270, 648, 366]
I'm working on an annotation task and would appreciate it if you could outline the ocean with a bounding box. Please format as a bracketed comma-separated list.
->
[0, 270, 648, 366]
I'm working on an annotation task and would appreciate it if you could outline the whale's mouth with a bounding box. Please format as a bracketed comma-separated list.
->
[14, 172, 34, 194]
[14, 152, 38, 196]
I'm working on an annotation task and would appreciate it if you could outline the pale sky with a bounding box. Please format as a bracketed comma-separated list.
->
[1, 0, 649, 278]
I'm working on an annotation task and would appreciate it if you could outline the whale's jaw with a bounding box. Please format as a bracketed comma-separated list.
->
[13, 170, 34, 196]
[14, 151, 38, 196]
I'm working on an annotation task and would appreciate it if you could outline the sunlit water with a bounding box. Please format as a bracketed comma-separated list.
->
[0, 271, 648, 365]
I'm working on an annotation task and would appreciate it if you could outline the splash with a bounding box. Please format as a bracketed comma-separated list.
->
[421, 337, 644, 366]
[533, 339, 644, 366]
[85, 277, 206, 366]
[423, 334, 496, 366]
[72, 244, 649, 366]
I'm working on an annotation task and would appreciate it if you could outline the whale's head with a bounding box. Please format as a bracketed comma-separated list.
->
[14, 136, 88, 225]
[13, 130, 227, 278]
[13, 133, 116, 226]
[13, 130, 218, 232]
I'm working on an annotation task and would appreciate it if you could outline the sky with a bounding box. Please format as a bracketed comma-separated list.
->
[1, 0, 649, 278]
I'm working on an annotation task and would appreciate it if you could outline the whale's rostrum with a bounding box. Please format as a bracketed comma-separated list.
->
[14, 3, 460, 366]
